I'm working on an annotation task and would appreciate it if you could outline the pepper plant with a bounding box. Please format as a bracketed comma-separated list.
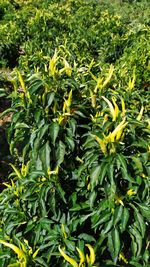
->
[0, 0, 150, 266]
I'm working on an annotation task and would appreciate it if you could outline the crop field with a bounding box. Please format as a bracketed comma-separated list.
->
[0, 0, 150, 266]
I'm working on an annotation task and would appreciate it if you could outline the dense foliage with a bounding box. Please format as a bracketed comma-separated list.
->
[0, 0, 150, 266]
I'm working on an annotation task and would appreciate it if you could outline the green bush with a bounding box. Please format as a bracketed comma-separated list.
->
[0, 0, 149, 266]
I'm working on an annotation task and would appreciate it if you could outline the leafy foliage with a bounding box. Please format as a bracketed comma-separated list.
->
[0, 0, 150, 266]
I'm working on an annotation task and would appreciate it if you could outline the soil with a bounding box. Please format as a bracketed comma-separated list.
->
[0, 97, 12, 189]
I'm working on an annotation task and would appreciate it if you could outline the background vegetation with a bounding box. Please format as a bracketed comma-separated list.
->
[0, 0, 150, 266]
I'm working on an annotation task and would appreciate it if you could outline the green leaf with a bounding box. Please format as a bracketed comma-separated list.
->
[120, 208, 129, 232]
[130, 236, 138, 257]
[113, 228, 120, 258]
[108, 227, 120, 263]
[65, 136, 75, 151]
[143, 250, 149, 264]
[131, 157, 143, 173]
[146, 166, 150, 178]
[39, 141, 51, 174]
[90, 165, 101, 190]
[64, 239, 75, 251]
[68, 118, 76, 135]
[107, 161, 114, 185]
[7, 263, 20, 267]
[32, 138, 40, 161]
[30, 130, 38, 149]
[113, 205, 123, 226]
[117, 154, 135, 183]
[56, 141, 66, 166]
[108, 231, 115, 260]
[102, 217, 114, 234]
[130, 226, 142, 257]
[34, 224, 41, 246]
[136, 203, 150, 222]
[49, 122, 59, 145]
[78, 233, 96, 242]
[99, 162, 108, 185]
[57, 184, 66, 203]
[28, 79, 44, 94]
[134, 211, 146, 238]
[129, 261, 143, 267]
[47, 92, 55, 107]
[92, 212, 110, 229]
[38, 124, 49, 140]
[74, 110, 86, 118]
[14, 122, 30, 129]
[34, 257, 48, 267]
[89, 191, 97, 208]
[36, 155, 43, 170]
[117, 154, 127, 172]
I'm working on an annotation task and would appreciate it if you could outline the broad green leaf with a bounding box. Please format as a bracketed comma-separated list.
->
[74, 110, 86, 118]
[129, 261, 143, 267]
[14, 123, 30, 129]
[33, 137, 41, 161]
[143, 250, 149, 264]
[112, 228, 120, 258]
[68, 118, 77, 135]
[92, 213, 110, 228]
[117, 154, 135, 183]
[113, 205, 123, 226]
[99, 162, 108, 185]
[107, 161, 114, 185]
[131, 157, 143, 173]
[47, 92, 55, 107]
[33, 257, 47, 267]
[117, 154, 127, 172]
[102, 217, 114, 234]
[56, 141, 66, 166]
[38, 124, 49, 140]
[136, 203, 150, 222]
[64, 239, 75, 251]
[146, 166, 150, 178]
[120, 208, 129, 232]
[65, 136, 75, 151]
[30, 131, 37, 149]
[28, 80, 44, 95]
[134, 211, 146, 238]
[49, 122, 59, 145]
[130, 236, 138, 256]
[35, 156, 43, 170]
[7, 263, 20, 267]
[89, 191, 97, 208]
[57, 184, 66, 203]
[34, 224, 41, 247]
[90, 165, 101, 189]
[130, 226, 142, 257]
[108, 231, 115, 260]
[78, 233, 96, 242]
